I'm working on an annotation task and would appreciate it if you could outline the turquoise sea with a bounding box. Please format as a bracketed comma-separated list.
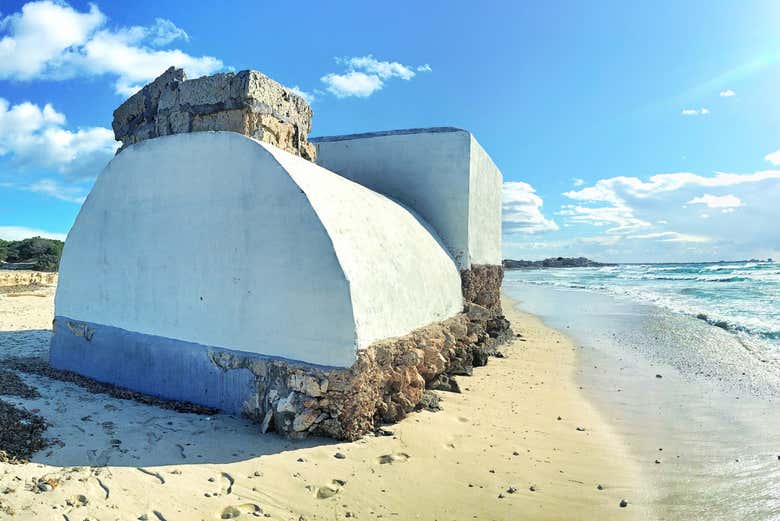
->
[504, 261, 779, 365]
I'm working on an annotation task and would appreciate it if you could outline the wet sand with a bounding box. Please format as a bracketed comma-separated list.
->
[0, 288, 645, 520]
[507, 283, 780, 521]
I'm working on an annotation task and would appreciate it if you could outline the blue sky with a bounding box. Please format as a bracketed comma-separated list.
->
[1, 0, 779, 262]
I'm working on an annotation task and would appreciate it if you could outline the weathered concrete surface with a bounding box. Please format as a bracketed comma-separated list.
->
[54, 132, 462, 369]
[112, 67, 316, 160]
[311, 128, 503, 270]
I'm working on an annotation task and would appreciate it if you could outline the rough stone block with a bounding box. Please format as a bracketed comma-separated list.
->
[112, 67, 316, 160]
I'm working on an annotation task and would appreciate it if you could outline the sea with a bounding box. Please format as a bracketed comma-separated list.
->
[504, 260, 779, 366]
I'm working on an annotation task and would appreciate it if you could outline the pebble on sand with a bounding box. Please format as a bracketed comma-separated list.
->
[619, 499, 628, 508]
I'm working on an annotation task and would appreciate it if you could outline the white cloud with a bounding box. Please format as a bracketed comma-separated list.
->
[321, 55, 431, 98]
[0, 98, 117, 179]
[572, 178, 585, 186]
[321, 71, 383, 98]
[0, 1, 223, 95]
[687, 194, 743, 209]
[0, 226, 66, 241]
[557, 203, 650, 233]
[627, 231, 710, 243]
[502, 181, 559, 234]
[564, 170, 780, 202]
[146, 18, 189, 47]
[342, 55, 416, 80]
[765, 149, 780, 166]
[555, 168, 780, 261]
[719, 89, 736, 97]
[681, 107, 710, 116]
[24, 178, 87, 203]
[289, 85, 315, 104]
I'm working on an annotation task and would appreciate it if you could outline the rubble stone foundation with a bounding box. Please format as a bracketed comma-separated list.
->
[211, 303, 508, 440]
[461, 264, 505, 313]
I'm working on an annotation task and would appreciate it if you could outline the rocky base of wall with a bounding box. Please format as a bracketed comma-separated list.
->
[113, 67, 316, 160]
[210, 302, 512, 440]
[461, 264, 504, 313]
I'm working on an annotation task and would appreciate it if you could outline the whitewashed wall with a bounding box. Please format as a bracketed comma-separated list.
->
[56, 132, 462, 367]
[312, 128, 503, 270]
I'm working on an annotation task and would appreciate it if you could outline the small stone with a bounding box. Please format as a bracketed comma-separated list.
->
[317, 486, 338, 499]
[37, 482, 53, 492]
[297, 457, 305, 462]
[507, 486, 517, 494]
[655, 374, 663, 379]
[654, 460, 661, 464]
[557, 416, 562, 420]
[512, 451, 519, 456]
[597, 484, 604, 490]
[576, 426, 586, 432]
[334, 452, 346, 459]
[619, 499, 628, 508]
[497, 493, 505, 499]
[529, 485, 536, 492]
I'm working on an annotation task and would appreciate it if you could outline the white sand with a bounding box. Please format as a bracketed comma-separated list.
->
[0, 290, 647, 520]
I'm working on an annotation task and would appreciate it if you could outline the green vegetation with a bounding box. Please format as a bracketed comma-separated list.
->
[0, 237, 64, 272]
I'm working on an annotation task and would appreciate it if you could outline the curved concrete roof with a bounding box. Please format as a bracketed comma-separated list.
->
[55, 132, 463, 367]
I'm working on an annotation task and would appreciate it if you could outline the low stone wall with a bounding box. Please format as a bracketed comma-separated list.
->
[210, 303, 509, 440]
[113, 67, 316, 160]
[0, 270, 58, 288]
[461, 264, 504, 313]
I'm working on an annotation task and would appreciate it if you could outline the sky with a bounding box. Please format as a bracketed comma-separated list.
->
[0, 0, 779, 263]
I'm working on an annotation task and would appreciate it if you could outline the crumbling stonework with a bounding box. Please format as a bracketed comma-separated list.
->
[461, 264, 504, 313]
[112, 67, 316, 160]
[208, 303, 507, 440]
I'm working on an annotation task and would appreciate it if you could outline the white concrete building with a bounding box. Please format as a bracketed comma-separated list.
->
[52, 132, 463, 411]
[312, 128, 503, 271]
[50, 69, 509, 439]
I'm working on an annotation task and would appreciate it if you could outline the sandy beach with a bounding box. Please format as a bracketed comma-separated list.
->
[0, 281, 647, 520]
[506, 281, 780, 521]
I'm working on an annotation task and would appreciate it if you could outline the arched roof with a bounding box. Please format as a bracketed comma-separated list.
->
[56, 132, 463, 367]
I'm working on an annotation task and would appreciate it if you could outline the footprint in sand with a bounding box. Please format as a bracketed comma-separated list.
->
[313, 479, 346, 500]
[64, 494, 89, 507]
[137, 468, 166, 484]
[221, 472, 234, 495]
[378, 453, 410, 465]
[220, 503, 262, 518]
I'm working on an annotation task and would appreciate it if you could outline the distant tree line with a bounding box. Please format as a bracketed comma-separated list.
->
[0, 237, 64, 272]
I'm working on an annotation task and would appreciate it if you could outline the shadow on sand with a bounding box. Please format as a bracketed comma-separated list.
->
[0, 330, 335, 468]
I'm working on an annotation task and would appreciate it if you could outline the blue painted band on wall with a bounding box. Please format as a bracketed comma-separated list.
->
[50, 316, 261, 414]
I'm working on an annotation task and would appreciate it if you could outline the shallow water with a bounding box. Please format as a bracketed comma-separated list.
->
[504, 281, 780, 521]
[506, 261, 779, 366]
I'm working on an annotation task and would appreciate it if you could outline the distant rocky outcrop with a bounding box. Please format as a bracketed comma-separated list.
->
[503, 257, 614, 269]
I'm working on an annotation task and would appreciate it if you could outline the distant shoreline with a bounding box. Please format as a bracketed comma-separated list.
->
[503, 258, 774, 269]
